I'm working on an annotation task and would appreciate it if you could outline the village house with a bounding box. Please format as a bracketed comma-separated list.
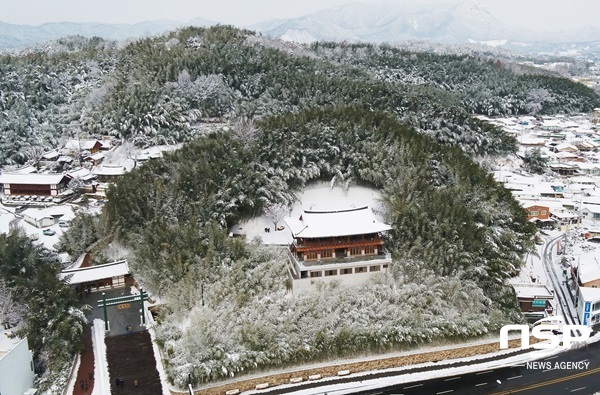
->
[571, 251, 600, 289]
[84, 152, 105, 166]
[93, 165, 127, 182]
[284, 206, 392, 295]
[576, 162, 600, 176]
[581, 204, 600, 221]
[522, 203, 554, 229]
[0, 173, 71, 197]
[64, 139, 103, 154]
[512, 283, 554, 321]
[576, 287, 600, 326]
[22, 206, 72, 229]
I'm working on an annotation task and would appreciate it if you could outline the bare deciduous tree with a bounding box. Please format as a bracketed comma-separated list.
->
[0, 280, 25, 329]
[263, 203, 288, 228]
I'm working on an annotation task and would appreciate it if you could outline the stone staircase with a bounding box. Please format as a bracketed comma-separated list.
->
[105, 330, 163, 394]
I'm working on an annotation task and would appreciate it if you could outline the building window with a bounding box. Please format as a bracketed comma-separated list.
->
[355, 266, 367, 273]
[383, 264, 388, 269]
[321, 249, 332, 259]
[341, 268, 352, 275]
[594, 214, 600, 219]
[592, 301, 600, 312]
[310, 271, 322, 278]
[369, 265, 380, 272]
[365, 246, 375, 255]
[350, 247, 361, 256]
[530, 210, 539, 216]
[325, 269, 338, 276]
[541, 210, 547, 215]
[306, 250, 318, 260]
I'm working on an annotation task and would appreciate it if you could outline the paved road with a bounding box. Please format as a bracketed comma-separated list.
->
[355, 340, 600, 395]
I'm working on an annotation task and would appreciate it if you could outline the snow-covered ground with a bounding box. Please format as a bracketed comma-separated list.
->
[232, 182, 386, 245]
[0, 202, 76, 250]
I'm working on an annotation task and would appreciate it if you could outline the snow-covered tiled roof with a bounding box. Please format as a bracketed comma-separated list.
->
[42, 150, 61, 160]
[59, 260, 130, 285]
[93, 165, 126, 176]
[0, 173, 70, 185]
[284, 206, 392, 238]
[87, 152, 104, 161]
[64, 139, 101, 151]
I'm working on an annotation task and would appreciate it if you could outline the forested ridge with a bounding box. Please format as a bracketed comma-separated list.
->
[1, 25, 598, 165]
[2, 25, 597, 387]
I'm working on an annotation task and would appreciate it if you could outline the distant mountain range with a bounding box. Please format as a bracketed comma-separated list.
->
[1, 1, 599, 55]
[0, 17, 214, 50]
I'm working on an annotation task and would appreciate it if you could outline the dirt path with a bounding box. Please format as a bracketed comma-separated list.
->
[72, 324, 95, 395]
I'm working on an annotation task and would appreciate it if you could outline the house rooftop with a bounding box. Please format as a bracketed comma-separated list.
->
[0, 327, 25, 361]
[284, 206, 392, 239]
[0, 173, 70, 185]
[512, 283, 554, 299]
[59, 260, 129, 285]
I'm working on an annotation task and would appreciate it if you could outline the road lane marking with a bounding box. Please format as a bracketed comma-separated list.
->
[476, 370, 493, 375]
[488, 365, 600, 394]
[437, 390, 454, 394]
[444, 376, 461, 381]
[571, 388, 586, 392]
[544, 356, 558, 360]
[543, 368, 555, 372]
[507, 375, 523, 380]
[403, 384, 423, 389]
[475, 383, 487, 386]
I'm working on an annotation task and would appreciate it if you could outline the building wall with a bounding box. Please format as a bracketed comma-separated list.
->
[582, 279, 600, 288]
[577, 290, 600, 326]
[3, 183, 67, 197]
[525, 205, 550, 221]
[581, 209, 600, 221]
[290, 262, 390, 296]
[0, 337, 35, 395]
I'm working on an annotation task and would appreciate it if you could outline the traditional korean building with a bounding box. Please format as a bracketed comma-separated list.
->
[0, 173, 71, 197]
[284, 206, 392, 295]
[64, 139, 103, 154]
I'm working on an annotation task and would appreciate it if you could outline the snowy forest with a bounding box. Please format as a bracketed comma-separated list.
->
[100, 107, 535, 385]
[2, 25, 599, 388]
[0, 26, 598, 165]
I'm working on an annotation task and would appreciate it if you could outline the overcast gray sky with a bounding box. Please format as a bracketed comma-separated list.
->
[1, 0, 599, 32]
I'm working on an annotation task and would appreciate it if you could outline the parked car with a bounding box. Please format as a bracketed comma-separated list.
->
[58, 220, 71, 228]
[42, 229, 56, 236]
[15, 205, 28, 213]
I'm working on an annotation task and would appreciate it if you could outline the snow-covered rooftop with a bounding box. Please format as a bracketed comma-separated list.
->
[64, 139, 101, 151]
[0, 327, 25, 360]
[0, 173, 70, 185]
[93, 165, 126, 176]
[512, 283, 553, 299]
[285, 206, 392, 238]
[59, 260, 130, 285]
